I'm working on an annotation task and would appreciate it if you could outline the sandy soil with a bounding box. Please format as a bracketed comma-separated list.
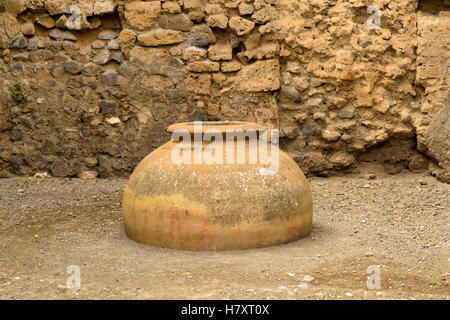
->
[0, 168, 448, 300]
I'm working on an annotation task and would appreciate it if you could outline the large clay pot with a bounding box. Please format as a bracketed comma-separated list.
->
[122, 121, 313, 250]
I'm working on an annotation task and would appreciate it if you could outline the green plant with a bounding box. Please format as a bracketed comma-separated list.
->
[9, 84, 30, 105]
[114, 64, 121, 75]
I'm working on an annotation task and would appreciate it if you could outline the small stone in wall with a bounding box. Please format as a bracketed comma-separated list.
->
[338, 107, 354, 120]
[291, 76, 309, 91]
[49, 30, 77, 41]
[118, 29, 136, 49]
[313, 112, 326, 121]
[10, 63, 24, 76]
[93, 0, 116, 15]
[162, 1, 182, 14]
[92, 40, 105, 49]
[341, 134, 353, 142]
[286, 61, 302, 73]
[64, 60, 82, 75]
[187, 10, 205, 22]
[84, 157, 99, 168]
[212, 72, 227, 85]
[251, 6, 275, 24]
[55, 16, 68, 29]
[137, 29, 187, 47]
[1, 33, 10, 49]
[92, 49, 110, 65]
[26, 38, 38, 50]
[52, 41, 62, 51]
[221, 61, 242, 72]
[208, 43, 232, 61]
[190, 24, 216, 47]
[107, 39, 119, 50]
[185, 73, 211, 95]
[239, 3, 254, 15]
[243, 32, 261, 51]
[229, 16, 255, 36]
[245, 42, 280, 60]
[329, 152, 355, 168]
[282, 127, 299, 139]
[235, 59, 280, 92]
[3, 13, 18, 38]
[363, 129, 389, 147]
[326, 96, 347, 109]
[50, 63, 65, 77]
[78, 170, 99, 179]
[302, 124, 321, 138]
[4, 0, 26, 15]
[21, 23, 35, 36]
[10, 34, 27, 49]
[63, 41, 78, 52]
[205, 3, 224, 15]
[98, 30, 118, 40]
[55, 53, 70, 64]
[110, 52, 124, 63]
[322, 129, 341, 142]
[307, 152, 334, 172]
[169, 46, 182, 56]
[82, 62, 104, 76]
[49, 30, 61, 40]
[187, 61, 220, 72]
[183, 0, 202, 10]
[100, 100, 117, 114]
[159, 13, 193, 32]
[408, 154, 429, 172]
[50, 160, 71, 178]
[206, 14, 228, 29]
[182, 46, 207, 61]
[12, 53, 29, 62]
[124, 1, 161, 31]
[33, 172, 48, 179]
[3, 49, 11, 63]
[36, 15, 55, 29]
[294, 112, 308, 123]
[306, 98, 323, 108]
[279, 87, 301, 103]
[11, 127, 23, 141]
[71, 50, 90, 64]
[106, 117, 121, 125]
[100, 71, 118, 86]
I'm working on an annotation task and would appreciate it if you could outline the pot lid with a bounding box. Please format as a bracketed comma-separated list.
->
[166, 121, 268, 134]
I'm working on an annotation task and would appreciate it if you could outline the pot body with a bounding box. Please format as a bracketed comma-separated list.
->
[123, 123, 313, 250]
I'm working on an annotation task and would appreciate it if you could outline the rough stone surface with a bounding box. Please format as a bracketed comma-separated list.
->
[236, 59, 280, 92]
[0, 0, 447, 180]
[137, 29, 187, 46]
[124, 1, 161, 31]
[419, 106, 449, 170]
[63, 60, 82, 74]
[229, 16, 255, 36]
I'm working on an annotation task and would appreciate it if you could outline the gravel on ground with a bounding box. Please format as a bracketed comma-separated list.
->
[0, 168, 448, 299]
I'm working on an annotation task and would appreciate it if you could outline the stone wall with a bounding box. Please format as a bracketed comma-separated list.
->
[0, 0, 448, 181]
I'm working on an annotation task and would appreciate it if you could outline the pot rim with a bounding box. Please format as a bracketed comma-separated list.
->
[166, 121, 268, 134]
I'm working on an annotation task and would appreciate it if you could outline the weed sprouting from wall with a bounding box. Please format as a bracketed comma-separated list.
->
[9, 84, 30, 105]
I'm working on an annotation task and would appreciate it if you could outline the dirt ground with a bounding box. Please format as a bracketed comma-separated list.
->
[0, 166, 448, 300]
